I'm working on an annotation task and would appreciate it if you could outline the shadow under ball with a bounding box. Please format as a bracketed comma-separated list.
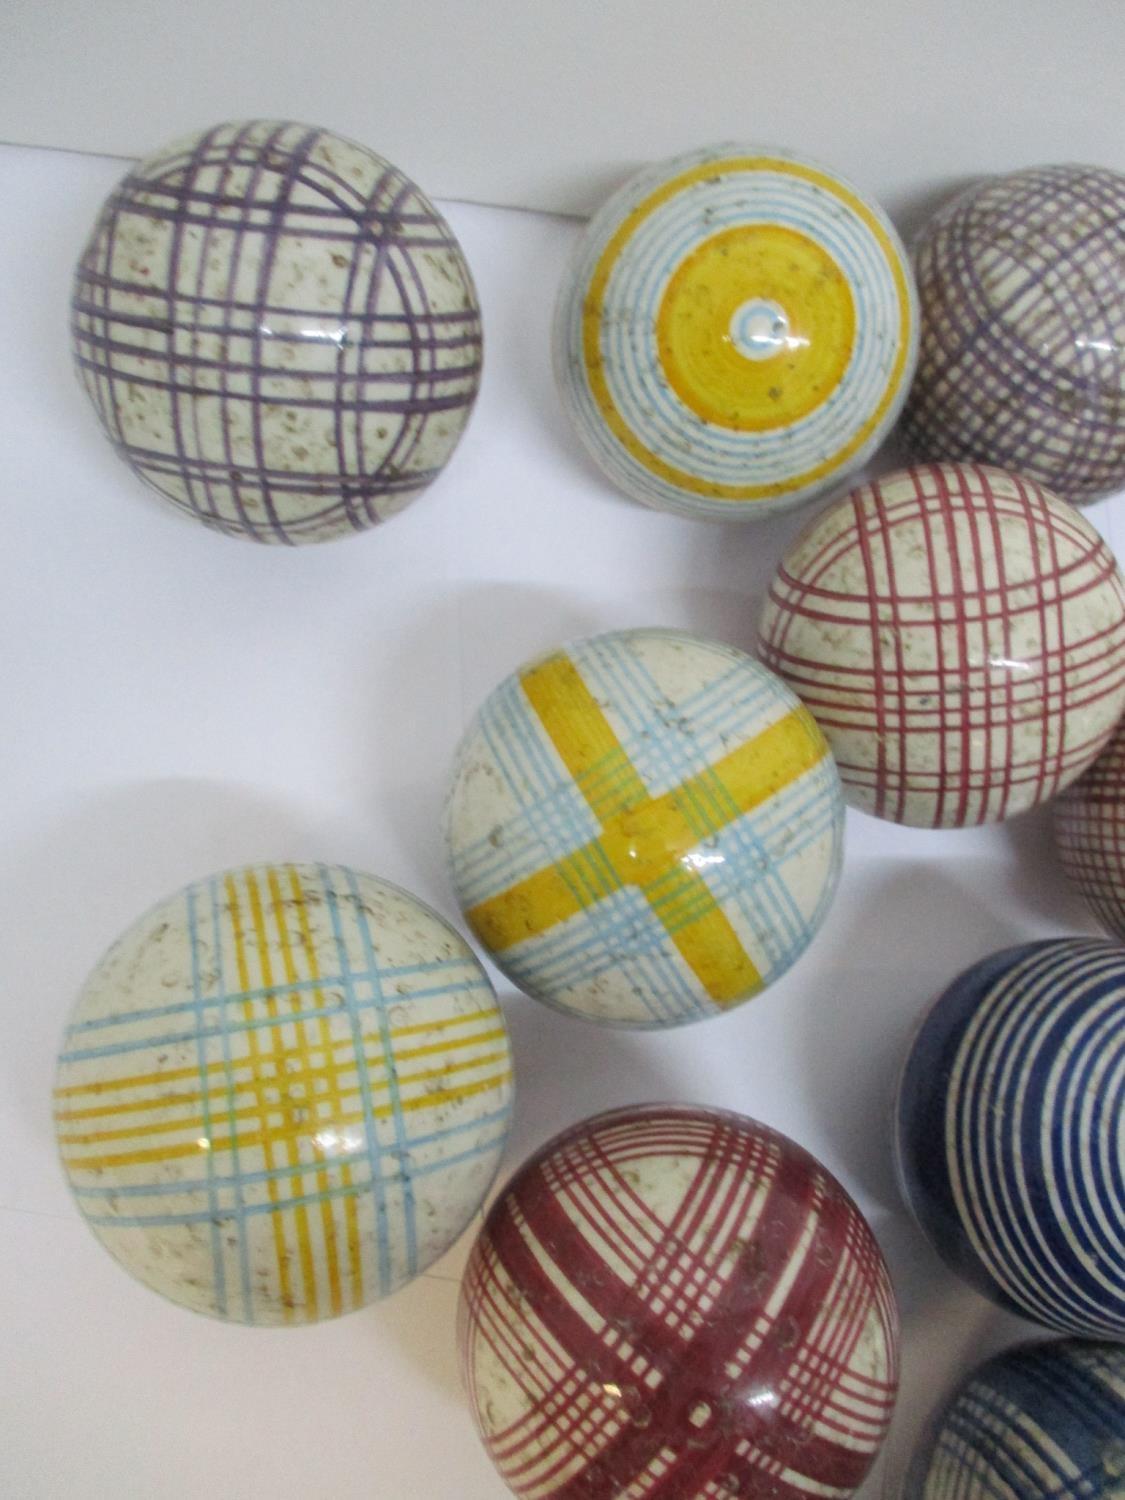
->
[70, 120, 482, 543]
[901, 163, 1125, 505]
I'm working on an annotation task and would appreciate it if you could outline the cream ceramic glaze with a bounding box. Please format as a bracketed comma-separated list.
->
[459, 1105, 899, 1499]
[759, 463, 1125, 828]
[54, 863, 513, 1324]
[70, 121, 482, 543]
[554, 143, 918, 521]
[445, 628, 844, 1027]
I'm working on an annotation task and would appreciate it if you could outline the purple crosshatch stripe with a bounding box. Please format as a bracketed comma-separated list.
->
[71, 120, 482, 543]
[902, 165, 1125, 503]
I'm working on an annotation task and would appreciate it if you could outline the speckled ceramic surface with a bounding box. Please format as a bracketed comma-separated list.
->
[459, 1104, 899, 1500]
[895, 939, 1125, 1336]
[553, 144, 918, 521]
[54, 863, 513, 1324]
[445, 628, 844, 1028]
[901, 164, 1125, 505]
[905, 1340, 1125, 1500]
[759, 462, 1125, 827]
[1055, 716, 1125, 941]
[70, 120, 482, 543]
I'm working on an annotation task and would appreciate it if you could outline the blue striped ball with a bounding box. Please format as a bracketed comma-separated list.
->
[896, 938, 1125, 1335]
[906, 1340, 1125, 1499]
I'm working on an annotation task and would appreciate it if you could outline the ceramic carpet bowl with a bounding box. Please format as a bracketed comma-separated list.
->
[1055, 717, 1125, 941]
[71, 120, 482, 543]
[902, 163, 1125, 504]
[459, 1104, 899, 1500]
[554, 144, 918, 521]
[445, 628, 844, 1028]
[758, 462, 1125, 828]
[54, 863, 514, 1324]
[895, 938, 1125, 1335]
[905, 1340, 1125, 1500]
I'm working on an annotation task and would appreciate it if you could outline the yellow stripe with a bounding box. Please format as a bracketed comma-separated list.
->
[269, 867, 339, 1319]
[287, 865, 361, 1311]
[469, 659, 829, 1006]
[582, 154, 914, 502]
[226, 872, 295, 1322]
[61, 1067, 514, 1172]
[521, 654, 649, 820]
[57, 1050, 513, 1148]
[53, 1026, 509, 1122]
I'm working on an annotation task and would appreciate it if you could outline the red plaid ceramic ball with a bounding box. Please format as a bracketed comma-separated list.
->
[1055, 716, 1125, 939]
[759, 462, 1125, 827]
[459, 1104, 898, 1500]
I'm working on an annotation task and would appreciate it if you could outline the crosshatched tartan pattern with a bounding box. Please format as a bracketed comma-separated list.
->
[71, 120, 482, 543]
[905, 1340, 1125, 1500]
[445, 629, 844, 1028]
[54, 863, 514, 1325]
[1054, 716, 1125, 941]
[896, 939, 1125, 1336]
[901, 164, 1125, 505]
[758, 463, 1125, 828]
[554, 145, 917, 522]
[459, 1104, 899, 1500]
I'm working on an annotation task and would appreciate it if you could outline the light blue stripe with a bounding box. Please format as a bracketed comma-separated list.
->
[67, 954, 484, 1034]
[342, 864, 418, 1279]
[319, 864, 392, 1295]
[59, 974, 493, 1063]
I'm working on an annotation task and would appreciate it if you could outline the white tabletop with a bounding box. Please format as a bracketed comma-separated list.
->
[0, 140, 1119, 1498]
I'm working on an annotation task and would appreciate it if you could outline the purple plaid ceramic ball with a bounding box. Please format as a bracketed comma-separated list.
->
[901, 164, 1125, 504]
[71, 121, 482, 544]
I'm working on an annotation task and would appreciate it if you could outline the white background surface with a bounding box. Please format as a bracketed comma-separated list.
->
[0, 137, 1122, 1498]
[3, 0, 1125, 217]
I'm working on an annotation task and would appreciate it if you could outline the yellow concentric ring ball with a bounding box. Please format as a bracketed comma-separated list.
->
[553, 144, 919, 521]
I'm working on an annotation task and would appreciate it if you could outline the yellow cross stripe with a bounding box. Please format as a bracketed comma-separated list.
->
[521, 655, 649, 821]
[53, 1026, 510, 1122]
[468, 660, 828, 1007]
[60, 1066, 514, 1173]
[287, 864, 361, 1312]
[226, 872, 295, 1321]
[56, 1049, 514, 1147]
[53, 1007, 496, 1102]
[269, 865, 339, 1319]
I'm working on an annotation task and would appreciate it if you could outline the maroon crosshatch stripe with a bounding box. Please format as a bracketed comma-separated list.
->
[461, 1106, 897, 1499]
[1056, 721, 1125, 940]
[903, 165, 1125, 501]
[759, 464, 1125, 826]
[71, 120, 482, 542]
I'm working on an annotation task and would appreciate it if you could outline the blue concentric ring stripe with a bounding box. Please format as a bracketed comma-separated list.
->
[906, 1341, 1125, 1499]
[897, 938, 1125, 1335]
[553, 144, 917, 519]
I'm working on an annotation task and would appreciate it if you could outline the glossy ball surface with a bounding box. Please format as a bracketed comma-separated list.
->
[901, 164, 1125, 504]
[554, 144, 917, 521]
[459, 1104, 899, 1500]
[54, 863, 513, 1324]
[71, 120, 482, 543]
[1054, 715, 1125, 940]
[905, 1340, 1125, 1500]
[758, 462, 1125, 827]
[445, 628, 844, 1027]
[896, 938, 1125, 1335]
